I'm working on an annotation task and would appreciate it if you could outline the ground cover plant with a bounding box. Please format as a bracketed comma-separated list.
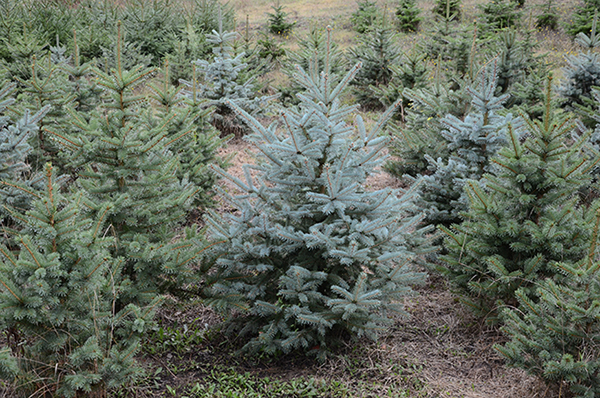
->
[0, 0, 597, 397]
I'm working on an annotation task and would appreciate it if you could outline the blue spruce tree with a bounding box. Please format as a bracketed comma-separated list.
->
[559, 13, 600, 129]
[419, 64, 520, 227]
[0, 81, 49, 246]
[204, 31, 432, 357]
[441, 76, 595, 321]
[181, 13, 275, 137]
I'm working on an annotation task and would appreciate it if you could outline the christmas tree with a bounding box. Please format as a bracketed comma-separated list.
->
[441, 77, 595, 321]
[44, 24, 206, 308]
[497, 208, 600, 398]
[0, 81, 49, 245]
[559, 13, 600, 129]
[204, 31, 432, 357]
[419, 63, 518, 227]
[282, 25, 346, 106]
[147, 60, 227, 210]
[347, 16, 402, 110]
[0, 164, 154, 397]
[395, 0, 422, 33]
[182, 13, 276, 136]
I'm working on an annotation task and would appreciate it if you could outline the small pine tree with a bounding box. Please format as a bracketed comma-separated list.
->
[440, 77, 595, 321]
[497, 208, 600, 398]
[567, 0, 600, 37]
[478, 0, 522, 34]
[536, 0, 559, 30]
[45, 24, 204, 308]
[282, 25, 347, 105]
[423, 16, 476, 79]
[0, 164, 154, 397]
[12, 49, 77, 172]
[267, 1, 296, 36]
[419, 64, 518, 228]
[204, 32, 431, 356]
[165, 20, 209, 85]
[147, 60, 226, 210]
[0, 81, 49, 246]
[0, 24, 47, 83]
[121, 0, 181, 65]
[351, 0, 381, 33]
[396, 0, 422, 33]
[347, 17, 402, 110]
[371, 51, 429, 120]
[432, 0, 462, 21]
[559, 14, 600, 129]
[182, 15, 276, 136]
[385, 62, 470, 180]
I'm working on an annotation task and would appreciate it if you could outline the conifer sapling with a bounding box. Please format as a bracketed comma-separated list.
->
[204, 28, 432, 356]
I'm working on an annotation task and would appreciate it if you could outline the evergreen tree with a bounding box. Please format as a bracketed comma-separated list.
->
[478, 0, 522, 34]
[559, 14, 600, 129]
[12, 48, 76, 172]
[350, 0, 381, 33]
[0, 81, 49, 246]
[566, 0, 600, 37]
[432, 0, 462, 21]
[347, 18, 402, 110]
[267, 2, 296, 37]
[147, 60, 227, 210]
[395, 0, 422, 33]
[166, 19, 209, 85]
[497, 209, 600, 398]
[182, 15, 275, 136]
[0, 23, 48, 83]
[72, 0, 120, 63]
[491, 28, 549, 119]
[418, 64, 518, 228]
[121, 0, 181, 65]
[536, 0, 559, 30]
[44, 25, 205, 307]
[204, 36, 431, 357]
[440, 77, 595, 321]
[0, 164, 153, 397]
[371, 51, 429, 120]
[385, 61, 470, 180]
[423, 16, 476, 79]
[282, 25, 347, 106]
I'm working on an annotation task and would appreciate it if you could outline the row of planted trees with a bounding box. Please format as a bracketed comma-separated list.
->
[2, 2, 600, 398]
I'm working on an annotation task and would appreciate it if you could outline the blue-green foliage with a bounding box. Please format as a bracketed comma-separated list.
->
[348, 20, 402, 110]
[559, 15, 600, 129]
[182, 16, 275, 136]
[419, 65, 519, 227]
[440, 77, 595, 321]
[204, 32, 431, 357]
[45, 28, 205, 308]
[0, 81, 48, 229]
[0, 164, 154, 397]
[497, 210, 600, 398]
